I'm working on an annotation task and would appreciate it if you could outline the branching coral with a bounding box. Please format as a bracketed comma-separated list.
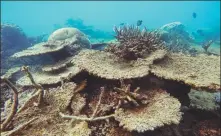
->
[21, 66, 44, 107]
[105, 25, 165, 60]
[113, 80, 148, 109]
[59, 87, 115, 122]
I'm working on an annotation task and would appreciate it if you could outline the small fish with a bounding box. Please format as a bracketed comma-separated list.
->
[120, 23, 125, 26]
[137, 20, 143, 26]
[192, 12, 197, 18]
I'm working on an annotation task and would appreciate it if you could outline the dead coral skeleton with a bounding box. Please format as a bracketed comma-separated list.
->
[0, 77, 19, 131]
[21, 66, 44, 107]
[113, 80, 148, 109]
[105, 25, 165, 60]
[59, 87, 115, 122]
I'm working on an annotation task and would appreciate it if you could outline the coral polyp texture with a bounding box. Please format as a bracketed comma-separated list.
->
[150, 53, 220, 91]
[105, 25, 165, 60]
[11, 27, 90, 58]
[114, 89, 182, 132]
[72, 49, 167, 79]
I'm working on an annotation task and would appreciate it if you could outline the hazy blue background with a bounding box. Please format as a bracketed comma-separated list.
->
[1, 1, 220, 37]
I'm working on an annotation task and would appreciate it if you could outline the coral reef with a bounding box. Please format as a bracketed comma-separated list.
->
[150, 53, 220, 91]
[105, 25, 165, 60]
[188, 89, 220, 110]
[1, 23, 32, 74]
[157, 22, 196, 54]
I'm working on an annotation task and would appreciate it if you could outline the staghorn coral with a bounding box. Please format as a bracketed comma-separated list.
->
[72, 49, 167, 79]
[188, 89, 220, 110]
[150, 53, 220, 91]
[105, 25, 165, 60]
[114, 89, 182, 132]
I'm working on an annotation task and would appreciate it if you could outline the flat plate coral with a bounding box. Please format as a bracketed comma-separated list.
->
[16, 65, 82, 86]
[72, 49, 167, 79]
[150, 53, 220, 91]
[114, 89, 182, 132]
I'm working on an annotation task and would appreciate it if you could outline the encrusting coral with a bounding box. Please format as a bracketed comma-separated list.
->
[150, 53, 220, 91]
[105, 25, 165, 60]
[114, 89, 182, 132]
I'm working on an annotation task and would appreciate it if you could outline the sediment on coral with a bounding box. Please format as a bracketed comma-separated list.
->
[150, 53, 220, 91]
[105, 25, 165, 60]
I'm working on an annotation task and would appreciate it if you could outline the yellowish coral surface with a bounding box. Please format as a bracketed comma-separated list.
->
[150, 53, 220, 91]
[114, 90, 182, 132]
[72, 49, 167, 79]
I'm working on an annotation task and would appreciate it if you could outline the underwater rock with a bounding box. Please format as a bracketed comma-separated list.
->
[11, 27, 91, 58]
[150, 53, 220, 91]
[188, 89, 220, 110]
[114, 89, 182, 132]
[72, 49, 167, 80]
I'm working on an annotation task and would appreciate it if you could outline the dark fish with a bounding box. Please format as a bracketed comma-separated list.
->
[137, 20, 143, 26]
[197, 29, 204, 36]
[192, 12, 197, 18]
[120, 23, 125, 26]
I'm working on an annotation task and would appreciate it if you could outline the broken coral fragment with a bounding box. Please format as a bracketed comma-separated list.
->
[150, 53, 220, 91]
[189, 89, 220, 110]
[16, 65, 82, 86]
[72, 49, 167, 79]
[114, 89, 182, 132]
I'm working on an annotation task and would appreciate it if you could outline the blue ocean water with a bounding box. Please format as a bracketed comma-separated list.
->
[1, 1, 220, 39]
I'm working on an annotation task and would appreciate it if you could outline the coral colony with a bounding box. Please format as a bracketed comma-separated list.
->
[1, 22, 220, 136]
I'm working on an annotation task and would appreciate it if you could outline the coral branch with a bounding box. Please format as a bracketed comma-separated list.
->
[1, 77, 19, 131]
[59, 112, 114, 122]
[106, 25, 164, 60]
[91, 87, 104, 118]
[21, 66, 44, 107]
[1, 117, 38, 136]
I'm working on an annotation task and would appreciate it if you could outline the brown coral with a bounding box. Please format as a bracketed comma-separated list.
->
[114, 89, 182, 132]
[150, 53, 220, 91]
[105, 25, 165, 60]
